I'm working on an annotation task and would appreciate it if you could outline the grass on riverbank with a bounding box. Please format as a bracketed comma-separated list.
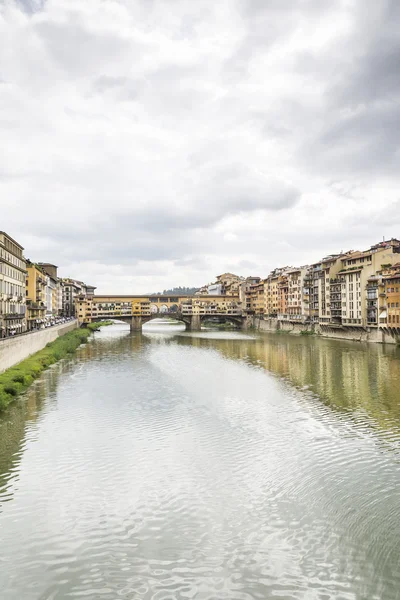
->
[86, 320, 114, 332]
[0, 328, 93, 412]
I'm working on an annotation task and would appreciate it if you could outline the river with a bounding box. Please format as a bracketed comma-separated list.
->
[1, 322, 400, 600]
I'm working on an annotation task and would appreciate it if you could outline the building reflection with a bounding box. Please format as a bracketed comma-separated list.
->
[175, 332, 400, 437]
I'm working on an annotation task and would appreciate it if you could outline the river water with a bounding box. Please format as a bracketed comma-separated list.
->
[1, 323, 400, 600]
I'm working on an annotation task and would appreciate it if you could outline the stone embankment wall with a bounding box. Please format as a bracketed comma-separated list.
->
[0, 321, 79, 373]
[255, 318, 313, 335]
[253, 317, 399, 345]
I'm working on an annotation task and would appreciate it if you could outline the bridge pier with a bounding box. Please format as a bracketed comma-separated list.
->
[130, 316, 142, 331]
[241, 315, 254, 330]
[187, 315, 201, 331]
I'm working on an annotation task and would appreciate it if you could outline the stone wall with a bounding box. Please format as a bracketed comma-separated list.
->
[317, 325, 399, 345]
[256, 318, 313, 335]
[0, 321, 79, 373]
[253, 317, 399, 345]
[256, 317, 278, 332]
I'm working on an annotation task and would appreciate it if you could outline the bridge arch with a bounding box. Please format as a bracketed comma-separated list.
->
[200, 315, 243, 329]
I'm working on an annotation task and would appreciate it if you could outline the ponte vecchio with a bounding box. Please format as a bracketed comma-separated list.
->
[75, 294, 247, 331]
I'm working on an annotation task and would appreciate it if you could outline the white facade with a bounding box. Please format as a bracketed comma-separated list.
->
[0, 232, 27, 336]
[57, 281, 63, 314]
[45, 276, 52, 315]
[207, 283, 222, 295]
[341, 270, 363, 325]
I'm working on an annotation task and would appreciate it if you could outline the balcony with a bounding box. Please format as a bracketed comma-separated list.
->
[27, 301, 46, 310]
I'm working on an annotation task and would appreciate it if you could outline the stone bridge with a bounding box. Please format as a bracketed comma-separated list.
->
[76, 294, 248, 331]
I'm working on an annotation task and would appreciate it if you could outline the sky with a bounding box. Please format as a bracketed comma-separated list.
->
[1, 0, 399, 293]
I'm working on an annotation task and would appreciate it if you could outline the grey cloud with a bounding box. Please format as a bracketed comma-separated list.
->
[92, 75, 145, 101]
[346, 199, 400, 229]
[308, 104, 400, 176]
[201, 164, 299, 213]
[241, 0, 340, 15]
[93, 75, 129, 91]
[237, 259, 259, 271]
[33, 14, 131, 75]
[15, 0, 46, 14]
[334, 45, 400, 107]
[226, 0, 343, 77]
[300, 0, 400, 178]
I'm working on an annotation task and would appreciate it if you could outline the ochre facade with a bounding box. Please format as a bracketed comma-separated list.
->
[76, 294, 242, 325]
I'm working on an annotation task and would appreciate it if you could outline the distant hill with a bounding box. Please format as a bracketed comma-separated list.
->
[154, 287, 199, 296]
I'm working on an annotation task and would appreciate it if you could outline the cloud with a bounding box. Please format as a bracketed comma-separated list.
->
[0, 0, 399, 293]
[299, 0, 400, 178]
[15, 0, 46, 14]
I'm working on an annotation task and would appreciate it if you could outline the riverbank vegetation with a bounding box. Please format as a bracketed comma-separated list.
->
[0, 328, 93, 412]
[202, 320, 238, 330]
[86, 320, 113, 332]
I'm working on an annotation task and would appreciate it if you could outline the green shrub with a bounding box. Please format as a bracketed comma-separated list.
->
[4, 385, 18, 396]
[86, 320, 113, 332]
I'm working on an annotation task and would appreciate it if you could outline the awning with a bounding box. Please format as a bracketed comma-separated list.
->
[379, 311, 387, 319]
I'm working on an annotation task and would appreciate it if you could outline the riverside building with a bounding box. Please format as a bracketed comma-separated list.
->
[383, 263, 400, 327]
[38, 263, 62, 318]
[61, 279, 96, 317]
[339, 239, 400, 327]
[244, 278, 264, 315]
[318, 254, 346, 326]
[264, 269, 282, 317]
[26, 261, 47, 330]
[214, 273, 244, 296]
[285, 267, 309, 322]
[0, 231, 27, 336]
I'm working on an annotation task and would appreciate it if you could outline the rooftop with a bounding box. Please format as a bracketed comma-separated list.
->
[38, 262, 58, 269]
[0, 231, 24, 251]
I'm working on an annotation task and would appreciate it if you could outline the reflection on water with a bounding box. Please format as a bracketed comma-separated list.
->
[0, 324, 400, 600]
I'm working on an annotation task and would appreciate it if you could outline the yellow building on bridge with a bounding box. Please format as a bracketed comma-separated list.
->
[75, 294, 244, 330]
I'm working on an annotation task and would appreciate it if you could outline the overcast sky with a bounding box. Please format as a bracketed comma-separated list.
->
[1, 0, 399, 293]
